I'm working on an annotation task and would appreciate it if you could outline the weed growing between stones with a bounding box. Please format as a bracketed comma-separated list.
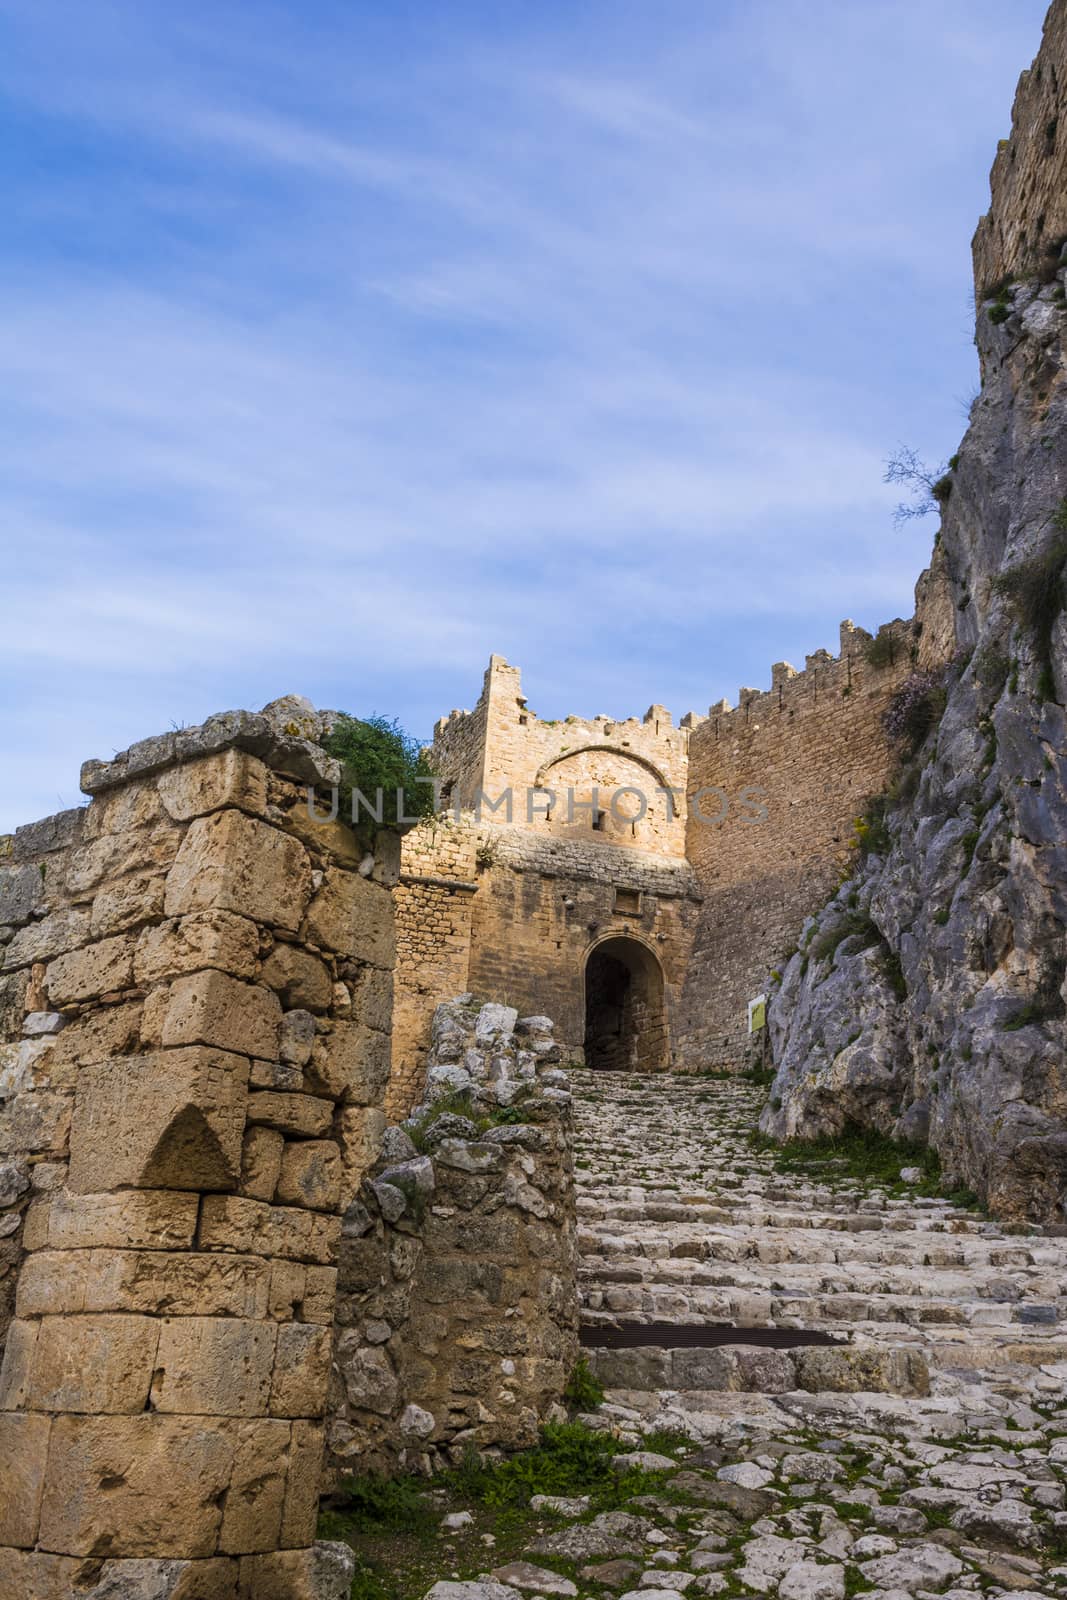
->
[563, 1356, 605, 1411]
[405, 1087, 532, 1152]
[319, 1422, 674, 1600]
[749, 1121, 965, 1201]
[851, 796, 891, 858]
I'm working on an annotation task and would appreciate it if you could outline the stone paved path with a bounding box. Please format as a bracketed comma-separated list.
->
[426, 1071, 1067, 1600]
[572, 1072, 1067, 1397]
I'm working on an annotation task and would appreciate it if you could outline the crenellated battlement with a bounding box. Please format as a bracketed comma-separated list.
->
[687, 617, 915, 751]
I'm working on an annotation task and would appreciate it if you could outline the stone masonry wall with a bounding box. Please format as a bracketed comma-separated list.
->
[467, 828, 701, 1062]
[432, 656, 690, 857]
[390, 817, 479, 1121]
[329, 999, 577, 1479]
[676, 620, 926, 1068]
[972, 0, 1067, 297]
[0, 697, 393, 1600]
[416, 642, 945, 1075]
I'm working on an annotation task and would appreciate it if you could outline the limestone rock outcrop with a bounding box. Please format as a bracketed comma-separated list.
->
[764, 0, 1067, 1224]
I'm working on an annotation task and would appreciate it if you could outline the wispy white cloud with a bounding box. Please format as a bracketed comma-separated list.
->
[0, 0, 1050, 829]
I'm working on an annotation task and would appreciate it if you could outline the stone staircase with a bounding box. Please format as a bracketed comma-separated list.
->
[571, 1070, 1067, 1410]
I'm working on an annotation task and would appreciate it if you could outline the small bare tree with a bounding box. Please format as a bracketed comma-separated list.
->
[884, 446, 951, 523]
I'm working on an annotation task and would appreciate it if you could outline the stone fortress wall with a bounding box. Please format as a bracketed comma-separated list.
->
[392, 562, 956, 1101]
[0, 701, 397, 1599]
[972, 0, 1067, 297]
[675, 617, 926, 1067]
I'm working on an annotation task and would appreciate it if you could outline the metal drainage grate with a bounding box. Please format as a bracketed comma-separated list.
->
[580, 1323, 847, 1351]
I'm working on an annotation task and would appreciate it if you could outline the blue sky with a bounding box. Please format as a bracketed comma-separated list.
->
[0, 0, 1050, 831]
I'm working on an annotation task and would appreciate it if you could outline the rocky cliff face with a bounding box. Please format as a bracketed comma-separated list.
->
[763, 1, 1067, 1225]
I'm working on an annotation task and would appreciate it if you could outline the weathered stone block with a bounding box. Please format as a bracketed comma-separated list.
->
[38, 1414, 236, 1558]
[29, 1188, 199, 1251]
[350, 966, 393, 1033]
[3, 909, 90, 971]
[269, 1322, 332, 1417]
[0, 863, 43, 925]
[301, 869, 394, 968]
[164, 811, 312, 933]
[280, 1421, 325, 1547]
[334, 1333, 398, 1415]
[12, 805, 84, 860]
[13, 1250, 90, 1316]
[280, 1009, 316, 1067]
[241, 1125, 285, 1201]
[276, 1141, 342, 1212]
[0, 1086, 71, 1155]
[66, 819, 183, 897]
[3, 1551, 245, 1600]
[81, 779, 164, 839]
[246, 1091, 333, 1138]
[0, 969, 29, 1039]
[46, 933, 134, 1005]
[68, 1046, 249, 1193]
[90, 873, 166, 939]
[267, 1259, 307, 1322]
[16, 1247, 272, 1320]
[267, 1262, 337, 1325]
[162, 970, 281, 1059]
[792, 1345, 930, 1397]
[135, 912, 260, 986]
[48, 999, 144, 1069]
[219, 1418, 290, 1555]
[0, 1412, 51, 1547]
[259, 944, 333, 1012]
[237, 1543, 355, 1600]
[20, 1312, 160, 1413]
[0, 1314, 35, 1407]
[151, 1317, 277, 1415]
[199, 1195, 341, 1266]
[308, 1020, 390, 1104]
[249, 1058, 305, 1091]
[587, 1346, 671, 1390]
[337, 1106, 388, 1191]
[158, 750, 268, 822]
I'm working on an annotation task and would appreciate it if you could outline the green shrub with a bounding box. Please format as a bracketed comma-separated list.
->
[563, 1356, 604, 1411]
[973, 645, 1011, 700]
[811, 910, 880, 965]
[988, 285, 1012, 325]
[882, 949, 907, 999]
[322, 713, 436, 837]
[333, 1471, 438, 1531]
[446, 1422, 661, 1510]
[863, 630, 898, 669]
[992, 504, 1067, 704]
[852, 795, 892, 858]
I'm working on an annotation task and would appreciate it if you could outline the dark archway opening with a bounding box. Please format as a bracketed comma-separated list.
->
[583, 936, 668, 1071]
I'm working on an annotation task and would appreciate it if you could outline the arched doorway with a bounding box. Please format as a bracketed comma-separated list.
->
[583, 936, 668, 1071]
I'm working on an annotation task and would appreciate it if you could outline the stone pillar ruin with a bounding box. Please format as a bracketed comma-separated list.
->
[0, 707, 395, 1598]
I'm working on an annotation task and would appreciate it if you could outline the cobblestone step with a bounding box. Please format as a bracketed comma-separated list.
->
[569, 1067, 1067, 1406]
